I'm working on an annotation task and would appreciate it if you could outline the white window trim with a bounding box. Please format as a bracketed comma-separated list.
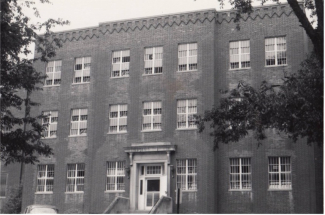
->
[70, 109, 87, 136]
[177, 99, 197, 129]
[42, 111, 58, 138]
[0, 172, 8, 198]
[36, 164, 54, 193]
[106, 161, 125, 192]
[268, 157, 292, 190]
[45, 60, 61, 86]
[111, 50, 130, 78]
[109, 104, 127, 133]
[229, 158, 251, 191]
[265, 37, 287, 67]
[178, 43, 198, 72]
[229, 40, 250, 70]
[73, 57, 91, 83]
[142, 101, 162, 131]
[66, 164, 85, 193]
[176, 159, 197, 191]
[144, 47, 163, 75]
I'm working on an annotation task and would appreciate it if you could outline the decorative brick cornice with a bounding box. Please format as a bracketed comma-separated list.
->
[48, 3, 296, 42]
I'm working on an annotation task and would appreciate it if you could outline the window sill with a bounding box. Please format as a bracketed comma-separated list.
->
[176, 128, 197, 131]
[142, 73, 163, 76]
[35, 192, 53, 195]
[107, 132, 127, 135]
[176, 70, 198, 73]
[110, 76, 129, 79]
[43, 85, 60, 88]
[68, 135, 87, 137]
[229, 68, 251, 71]
[141, 129, 162, 133]
[72, 82, 90, 85]
[175, 190, 197, 193]
[228, 189, 252, 192]
[65, 192, 84, 194]
[268, 188, 292, 191]
[265, 64, 288, 68]
[42, 137, 57, 140]
[104, 190, 125, 193]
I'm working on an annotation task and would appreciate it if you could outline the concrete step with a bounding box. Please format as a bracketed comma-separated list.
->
[118, 210, 149, 214]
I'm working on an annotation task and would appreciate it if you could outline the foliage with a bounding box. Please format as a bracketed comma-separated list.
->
[0, 0, 69, 165]
[2, 185, 22, 214]
[197, 53, 323, 149]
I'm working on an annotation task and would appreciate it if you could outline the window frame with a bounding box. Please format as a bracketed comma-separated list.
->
[66, 163, 85, 193]
[70, 109, 88, 136]
[144, 46, 163, 75]
[73, 57, 91, 84]
[142, 101, 162, 131]
[265, 36, 287, 67]
[176, 99, 197, 129]
[42, 111, 58, 138]
[109, 104, 128, 133]
[268, 157, 292, 190]
[106, 161, 126, 192]
[0, 172, 8, 198]
[176, 159, 197, 191]
[36, 164, 55, 193]
[178, 43, 198, 72]
[229, 40, 250, 70]
[45, 60, 62, 86]
[111, 50, 130, 78]
[229, 158, 252, 191]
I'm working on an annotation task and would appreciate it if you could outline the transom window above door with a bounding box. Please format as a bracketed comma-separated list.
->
[140, 165, 163, 176]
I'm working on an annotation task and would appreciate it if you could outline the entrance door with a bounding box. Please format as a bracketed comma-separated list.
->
[145, 179, 160, 210]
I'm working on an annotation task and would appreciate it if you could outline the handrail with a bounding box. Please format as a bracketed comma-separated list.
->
[149, 196, 172, 214]
[103, 196, 130, 214]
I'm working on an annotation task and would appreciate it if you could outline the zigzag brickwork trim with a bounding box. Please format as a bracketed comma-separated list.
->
[48, 3, 295, 43]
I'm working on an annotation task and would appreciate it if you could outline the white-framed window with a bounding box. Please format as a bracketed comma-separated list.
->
[142, 101, 162, 131]
[42, 111, 58, 138]
[66, 163, 85, 192]
[144, 47, 163, 74]
[177, 99, 197, 129]
[230, 158, 251, 190]
[106, 161, 125, 191]
[230, 40, 250, 69]
[0, 173, 8, 198]
[265, 37, 287, 66]
[74, 57, 91, 83]
[178, 43, 197, 71]
[109, 104, 127, 133]
[70, 109, 88, 136]
[45, 60, 62, 86]
[176, 159, 197, 191]
[36, 164, 54, 193]
[111, 50, 130, 77]
[268, 157, 291, 189]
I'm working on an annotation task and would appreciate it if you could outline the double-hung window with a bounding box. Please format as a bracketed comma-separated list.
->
[142, 101, 162, 131]
[109, 104, 127, 133]
[36, 164, 54, 193]
[66, 164, 85, 192]
[230, 41, 250, 69]
[74, 57, 91, 83]
[177, 99, 197, 129]
[176, 159, 197, 191]
[178, 43, 197, 71]
[230, 158, 251, 190]
[144, 47, 163, 74]
[112, 50, 130, 77]
[0, 173, 8, 198]
[265, 37, 287, 66]
[42, 111, 58, 138]
[45, 60, 62, 86]
[70, 109, 88, 136]
[106, 161, 125, 191]
[268, 157, 291, 189]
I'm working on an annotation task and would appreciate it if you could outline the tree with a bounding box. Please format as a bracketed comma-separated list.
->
[0, 0, 69, 165]
[1, 185, 22, 214]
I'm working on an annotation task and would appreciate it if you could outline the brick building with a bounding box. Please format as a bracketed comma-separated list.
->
[1, 3, 322, 214]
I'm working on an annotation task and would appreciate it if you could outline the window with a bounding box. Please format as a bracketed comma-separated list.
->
[177, 99, 197, 129]
[178, 43, 197, 71]
[74, 57, 91, 83]
[111, 50, 130, 77]
[106, 161, 125, 191]
[176, 159, 197, 190]
[36, 164, 54, 193]
[45, 60, 62, 86]
[66, 164, 85, 192]
[230, 158, 251, 190]
[0, 173, 8, 198]
[144, 47, 163, 74]
[265, 37, 287, 66]
[42, 111, 58, 138]
[142, 101, 162, 131]
[268, 157, 291, 189]
[230, 41, 250, 69]
[109, 104, 127, 133]
[70, 109, 88, 136]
